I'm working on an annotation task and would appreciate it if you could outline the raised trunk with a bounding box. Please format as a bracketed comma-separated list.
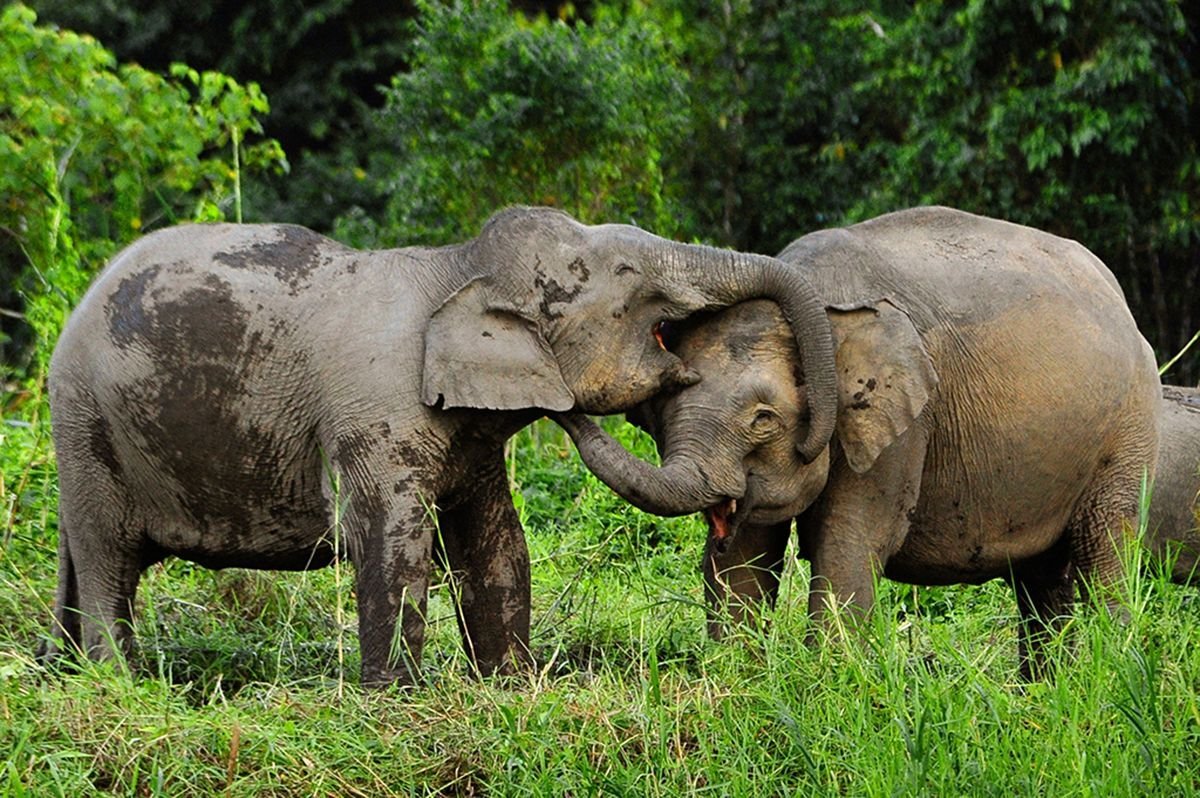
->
[553, 413, 737, 516]
[669, 245, 836, 463]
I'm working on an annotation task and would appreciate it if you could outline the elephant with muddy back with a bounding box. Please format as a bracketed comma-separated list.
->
[559, 206, 1162, 679]
[44, 206, 842, 686]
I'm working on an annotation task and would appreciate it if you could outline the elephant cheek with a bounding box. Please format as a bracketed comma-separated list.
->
[749, 447, 831, 524]
[788, 447, 832, 513]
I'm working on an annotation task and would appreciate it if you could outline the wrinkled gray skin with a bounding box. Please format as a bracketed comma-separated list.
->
[1147, 386, 1200, 584]
[559, 206, 1162, 680]
[45, 206, 839, 687]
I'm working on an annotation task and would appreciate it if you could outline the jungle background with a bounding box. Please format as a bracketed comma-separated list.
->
[1, 1, 1199, 794]
[3, 0, 1199, 381]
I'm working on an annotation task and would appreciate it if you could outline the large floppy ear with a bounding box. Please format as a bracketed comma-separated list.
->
[422, 276, 575, 411]
[828, 299, 937, 473]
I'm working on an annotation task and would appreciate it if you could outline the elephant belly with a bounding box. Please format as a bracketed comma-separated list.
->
[882, 336, 1120, 584]
[144, 478, 334, 571]
[883, 522, 1066, 585]
[176, 536, 338, 572]
[126, 419, 334, 568]
[883, 474, 1082, 585]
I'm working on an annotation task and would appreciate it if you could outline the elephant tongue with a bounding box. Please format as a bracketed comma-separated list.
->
[705, 498, 738, 542]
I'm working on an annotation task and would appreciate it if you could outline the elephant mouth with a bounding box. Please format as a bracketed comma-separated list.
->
[705, 498, 740, 553]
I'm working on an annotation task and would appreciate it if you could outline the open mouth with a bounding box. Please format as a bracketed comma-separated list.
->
[704, 497, 739, 552]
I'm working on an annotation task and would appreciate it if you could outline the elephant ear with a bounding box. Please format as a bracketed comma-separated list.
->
[422, 276, 575, 412]
[829, 299, 937, 474]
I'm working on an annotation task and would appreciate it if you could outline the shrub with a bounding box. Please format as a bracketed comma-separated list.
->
[335, 0, 690, 248]
[0, 4, 284, 370]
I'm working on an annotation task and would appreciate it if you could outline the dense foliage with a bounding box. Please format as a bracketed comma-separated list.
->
[335, 0, 690, 247]
[0, 4, 282, 369]
[12, 0, 1200, 380]
[842, 0, 1200, 381]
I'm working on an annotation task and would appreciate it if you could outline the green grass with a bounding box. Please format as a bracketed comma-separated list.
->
[2, 398, 1199, 796]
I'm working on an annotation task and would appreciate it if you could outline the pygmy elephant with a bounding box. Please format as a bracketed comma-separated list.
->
[558, 206, 1162, 679]
[45, 206, 840, 686]
[1147, 385, 1200, 584]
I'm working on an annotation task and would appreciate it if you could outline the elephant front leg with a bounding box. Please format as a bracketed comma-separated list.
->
[703, 521, 790, 640]
[804, 432, 926, 641]
[437, 453, 532, 677]
[805, 534, 879, 637]
[347, 498, 437, 688]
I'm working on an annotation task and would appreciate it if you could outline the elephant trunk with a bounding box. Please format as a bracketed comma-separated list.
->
[668, 245, 836, 463]
[553, 413, 738, 516]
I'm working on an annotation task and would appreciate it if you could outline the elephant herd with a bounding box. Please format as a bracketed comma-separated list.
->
[40, 205, 1199, 686]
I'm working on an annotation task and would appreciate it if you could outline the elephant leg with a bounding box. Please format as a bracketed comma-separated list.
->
[703, 521, 790, 640]
[806, 428, 928, 637]
[40, 517, 81, 662]
[1012, 547, 1075, 681]
[69, 523, 144, 663]
[44, 447, 146, 663]
[436, 452, 533, 677]
[1067, 452, 1149, 614]
[350, 496, 436, 688]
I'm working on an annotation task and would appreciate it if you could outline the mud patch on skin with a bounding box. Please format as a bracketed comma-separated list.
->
[123, 273, 251, 376]
[212, 225, 330, 294]
[567, 257, 590, 282]
[107, 265, 162, 348]
[150, 286, 248, 511]
[135, 274, 305, 535]
[849, 377, 877, 410]
[88, 415, 123, 478]
[534, 274, 583, 320]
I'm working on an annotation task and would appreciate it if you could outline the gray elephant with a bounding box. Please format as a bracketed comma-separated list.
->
[558, 206, 1162, 679]
[1147, 385, 1200, 584]
[44, 206, 840, 686]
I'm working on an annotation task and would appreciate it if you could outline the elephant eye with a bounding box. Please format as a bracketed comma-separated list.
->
[751, 408, 780, 430]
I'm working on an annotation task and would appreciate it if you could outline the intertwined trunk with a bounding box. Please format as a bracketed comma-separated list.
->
[554, 413, 737, 515]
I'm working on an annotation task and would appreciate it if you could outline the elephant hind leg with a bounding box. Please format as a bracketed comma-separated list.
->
[41, 508, 144, 666]
[1066, 453, 1150, 611]
[72, 532, 144, 663]
[1012, 547, 1076, 681]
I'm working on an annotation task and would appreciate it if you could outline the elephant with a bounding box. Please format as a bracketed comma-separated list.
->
[43, 206, 840, 687]
[1147, 385, 1200, 584]
[557, 206, 1162, 679]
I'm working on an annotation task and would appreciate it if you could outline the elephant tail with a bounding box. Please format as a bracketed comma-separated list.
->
[39, 522, 81, 663]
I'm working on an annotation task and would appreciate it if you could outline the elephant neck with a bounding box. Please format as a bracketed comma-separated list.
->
[379, 241, 484, 314]
[446, 406, 545, 452]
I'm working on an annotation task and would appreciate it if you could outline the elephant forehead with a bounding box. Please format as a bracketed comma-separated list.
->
[678, 300, 795, 366]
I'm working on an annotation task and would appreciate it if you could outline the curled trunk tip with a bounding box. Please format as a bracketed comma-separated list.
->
[553, 412, 729, 517]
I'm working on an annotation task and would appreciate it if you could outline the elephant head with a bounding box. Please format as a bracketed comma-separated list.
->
[422, 207, 837, 461]
[558, 297, 937, 542]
